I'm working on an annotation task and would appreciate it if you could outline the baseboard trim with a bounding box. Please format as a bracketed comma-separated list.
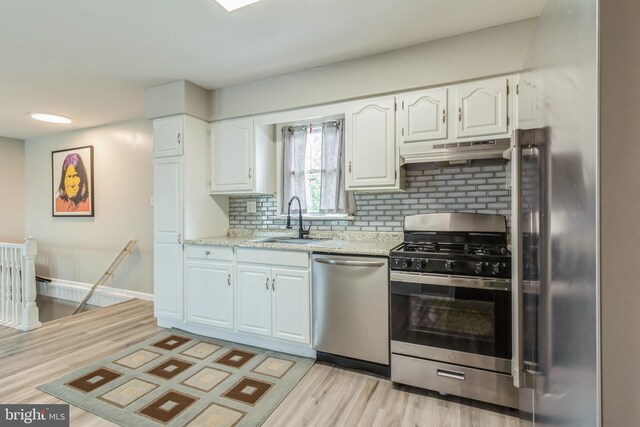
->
[36, 276, 154, 308]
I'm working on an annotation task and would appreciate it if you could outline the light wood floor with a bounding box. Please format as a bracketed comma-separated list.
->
[0, 299, 521, 427]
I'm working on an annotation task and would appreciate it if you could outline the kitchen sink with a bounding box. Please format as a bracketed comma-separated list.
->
[249, 237, 328, 245]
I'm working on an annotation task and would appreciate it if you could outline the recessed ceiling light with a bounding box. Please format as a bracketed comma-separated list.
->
[29, 113, 72, 124]
[214, 0, 263, 12]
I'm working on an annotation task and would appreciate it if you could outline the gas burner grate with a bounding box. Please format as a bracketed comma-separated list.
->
[403, 243, 440, 253]
[398, 242, 508, 256]
[464, 244, 508, 256]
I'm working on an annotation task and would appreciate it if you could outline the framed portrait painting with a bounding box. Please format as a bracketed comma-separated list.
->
[52, 145, 94, 217]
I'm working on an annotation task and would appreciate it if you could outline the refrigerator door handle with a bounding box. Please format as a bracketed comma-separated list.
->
[511, 129, 527, 389]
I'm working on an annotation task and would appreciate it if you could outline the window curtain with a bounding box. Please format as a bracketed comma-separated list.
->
[281, 125, 308, 214]
[319, 120, 356, 214]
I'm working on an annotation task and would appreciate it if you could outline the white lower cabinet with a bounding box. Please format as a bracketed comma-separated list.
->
[271, 268, 310, 344]
[154, 241, 184, 320]
[236, 264, 272, 336]
[186, 261, 234, 330]
[182, 246, 312, 350]
[236, 264, 311, 344]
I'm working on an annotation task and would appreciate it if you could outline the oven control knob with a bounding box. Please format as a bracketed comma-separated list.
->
[415, 259, 427, 270]
[445, 260, 456, 271]
[402, 258, 412, 269]
[492, 263, 501, 275]
[474, 262, 484, 274]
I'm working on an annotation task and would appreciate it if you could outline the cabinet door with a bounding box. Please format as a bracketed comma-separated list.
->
[455, 77, 509, 138]
[210, 118, 254, 193]
[186, 261, 233, 330]
[154, 242, 183, 320]
[153, 116, 183, 157]
[401, 88, 448, 142]
[516, 75, 539, 130]
[345, 96, 396, 189]
[153, 157, 183, 319]
[236, 264, 272, 336]
[271, 268, 310, 344]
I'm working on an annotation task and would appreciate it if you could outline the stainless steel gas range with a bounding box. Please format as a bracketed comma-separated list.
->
[389, 213, 518, 408]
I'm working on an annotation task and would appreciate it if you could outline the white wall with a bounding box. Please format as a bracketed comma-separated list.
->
[25, 119, 154, 294]
[210, 18, 537, 120]
[0, 136, 25, 242]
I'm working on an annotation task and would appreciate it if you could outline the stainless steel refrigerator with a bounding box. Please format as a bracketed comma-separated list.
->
[510, 0, 600, 425]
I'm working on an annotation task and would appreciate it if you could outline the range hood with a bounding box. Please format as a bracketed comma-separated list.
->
[400, 138, 511, 164]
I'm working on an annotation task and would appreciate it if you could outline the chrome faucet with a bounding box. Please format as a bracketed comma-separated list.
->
[286, 196, 310, 239]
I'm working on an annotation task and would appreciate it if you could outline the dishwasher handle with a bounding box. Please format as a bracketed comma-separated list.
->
[313, 258, 385, 268]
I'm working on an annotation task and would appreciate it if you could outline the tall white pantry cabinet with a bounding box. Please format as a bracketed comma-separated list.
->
[152, 115, 229, 321]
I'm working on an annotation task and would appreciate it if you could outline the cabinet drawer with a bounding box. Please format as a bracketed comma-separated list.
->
[186, 245, 233, 261]
[236, 248, 309, 268]
[391, 354, 518, 408]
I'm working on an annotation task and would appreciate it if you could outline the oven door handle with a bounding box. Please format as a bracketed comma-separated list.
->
[390, 271, 511, 291]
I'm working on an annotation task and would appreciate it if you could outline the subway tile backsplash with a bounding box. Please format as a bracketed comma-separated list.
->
[229, 160, 511, 233]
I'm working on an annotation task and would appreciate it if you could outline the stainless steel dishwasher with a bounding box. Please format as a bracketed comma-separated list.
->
[312, 254, 389, 371]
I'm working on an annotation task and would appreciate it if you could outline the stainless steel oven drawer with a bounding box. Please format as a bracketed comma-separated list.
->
[391, 354, 518, 408]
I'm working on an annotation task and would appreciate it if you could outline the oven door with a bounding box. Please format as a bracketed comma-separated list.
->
[390, 271, 512, 373]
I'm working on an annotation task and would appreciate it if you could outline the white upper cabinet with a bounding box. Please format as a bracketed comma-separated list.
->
[210, 118, 254, 193]
[400, 88, 448, 143]
[455, 77, 509, 139]
[153, 116, 183, 157]
[516, 74, 539, 129]
[345, 96, 398, 190]
[210, 118, 275, 195]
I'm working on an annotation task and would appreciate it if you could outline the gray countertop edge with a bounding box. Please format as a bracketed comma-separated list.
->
[184, 237, 400, 257]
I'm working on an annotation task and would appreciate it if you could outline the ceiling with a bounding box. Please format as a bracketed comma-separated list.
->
[0, 0, 545, 140]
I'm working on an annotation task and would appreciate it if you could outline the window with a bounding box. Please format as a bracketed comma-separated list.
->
[281, 119, 354, 217]
[303, 127, 322, 213]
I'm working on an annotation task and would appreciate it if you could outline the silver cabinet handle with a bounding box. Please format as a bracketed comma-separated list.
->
[177, 132, 182, 144]
[248, 168, 252, 179]
[511, 129, 525, 389]
[265, 277, 269, 290]
[348, 161, 352, 173]
[205, 250, 211, 255]
[437, 369, 465, 381]
[271, 278, 275, 291]
[177, 234, 182, 245]
[442, 109, 446, 123]
[313, 258, 384, 267]
[458, 108, 462, 122]
[227, 274, 231, 286]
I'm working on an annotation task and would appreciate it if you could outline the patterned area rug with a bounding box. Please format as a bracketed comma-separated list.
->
[38, 330, 314, 426]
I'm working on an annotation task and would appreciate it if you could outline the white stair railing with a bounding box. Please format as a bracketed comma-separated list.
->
[0, 237, 41, 331]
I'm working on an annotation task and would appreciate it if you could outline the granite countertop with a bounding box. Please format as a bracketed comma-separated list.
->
[185, 230, 402, 257]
